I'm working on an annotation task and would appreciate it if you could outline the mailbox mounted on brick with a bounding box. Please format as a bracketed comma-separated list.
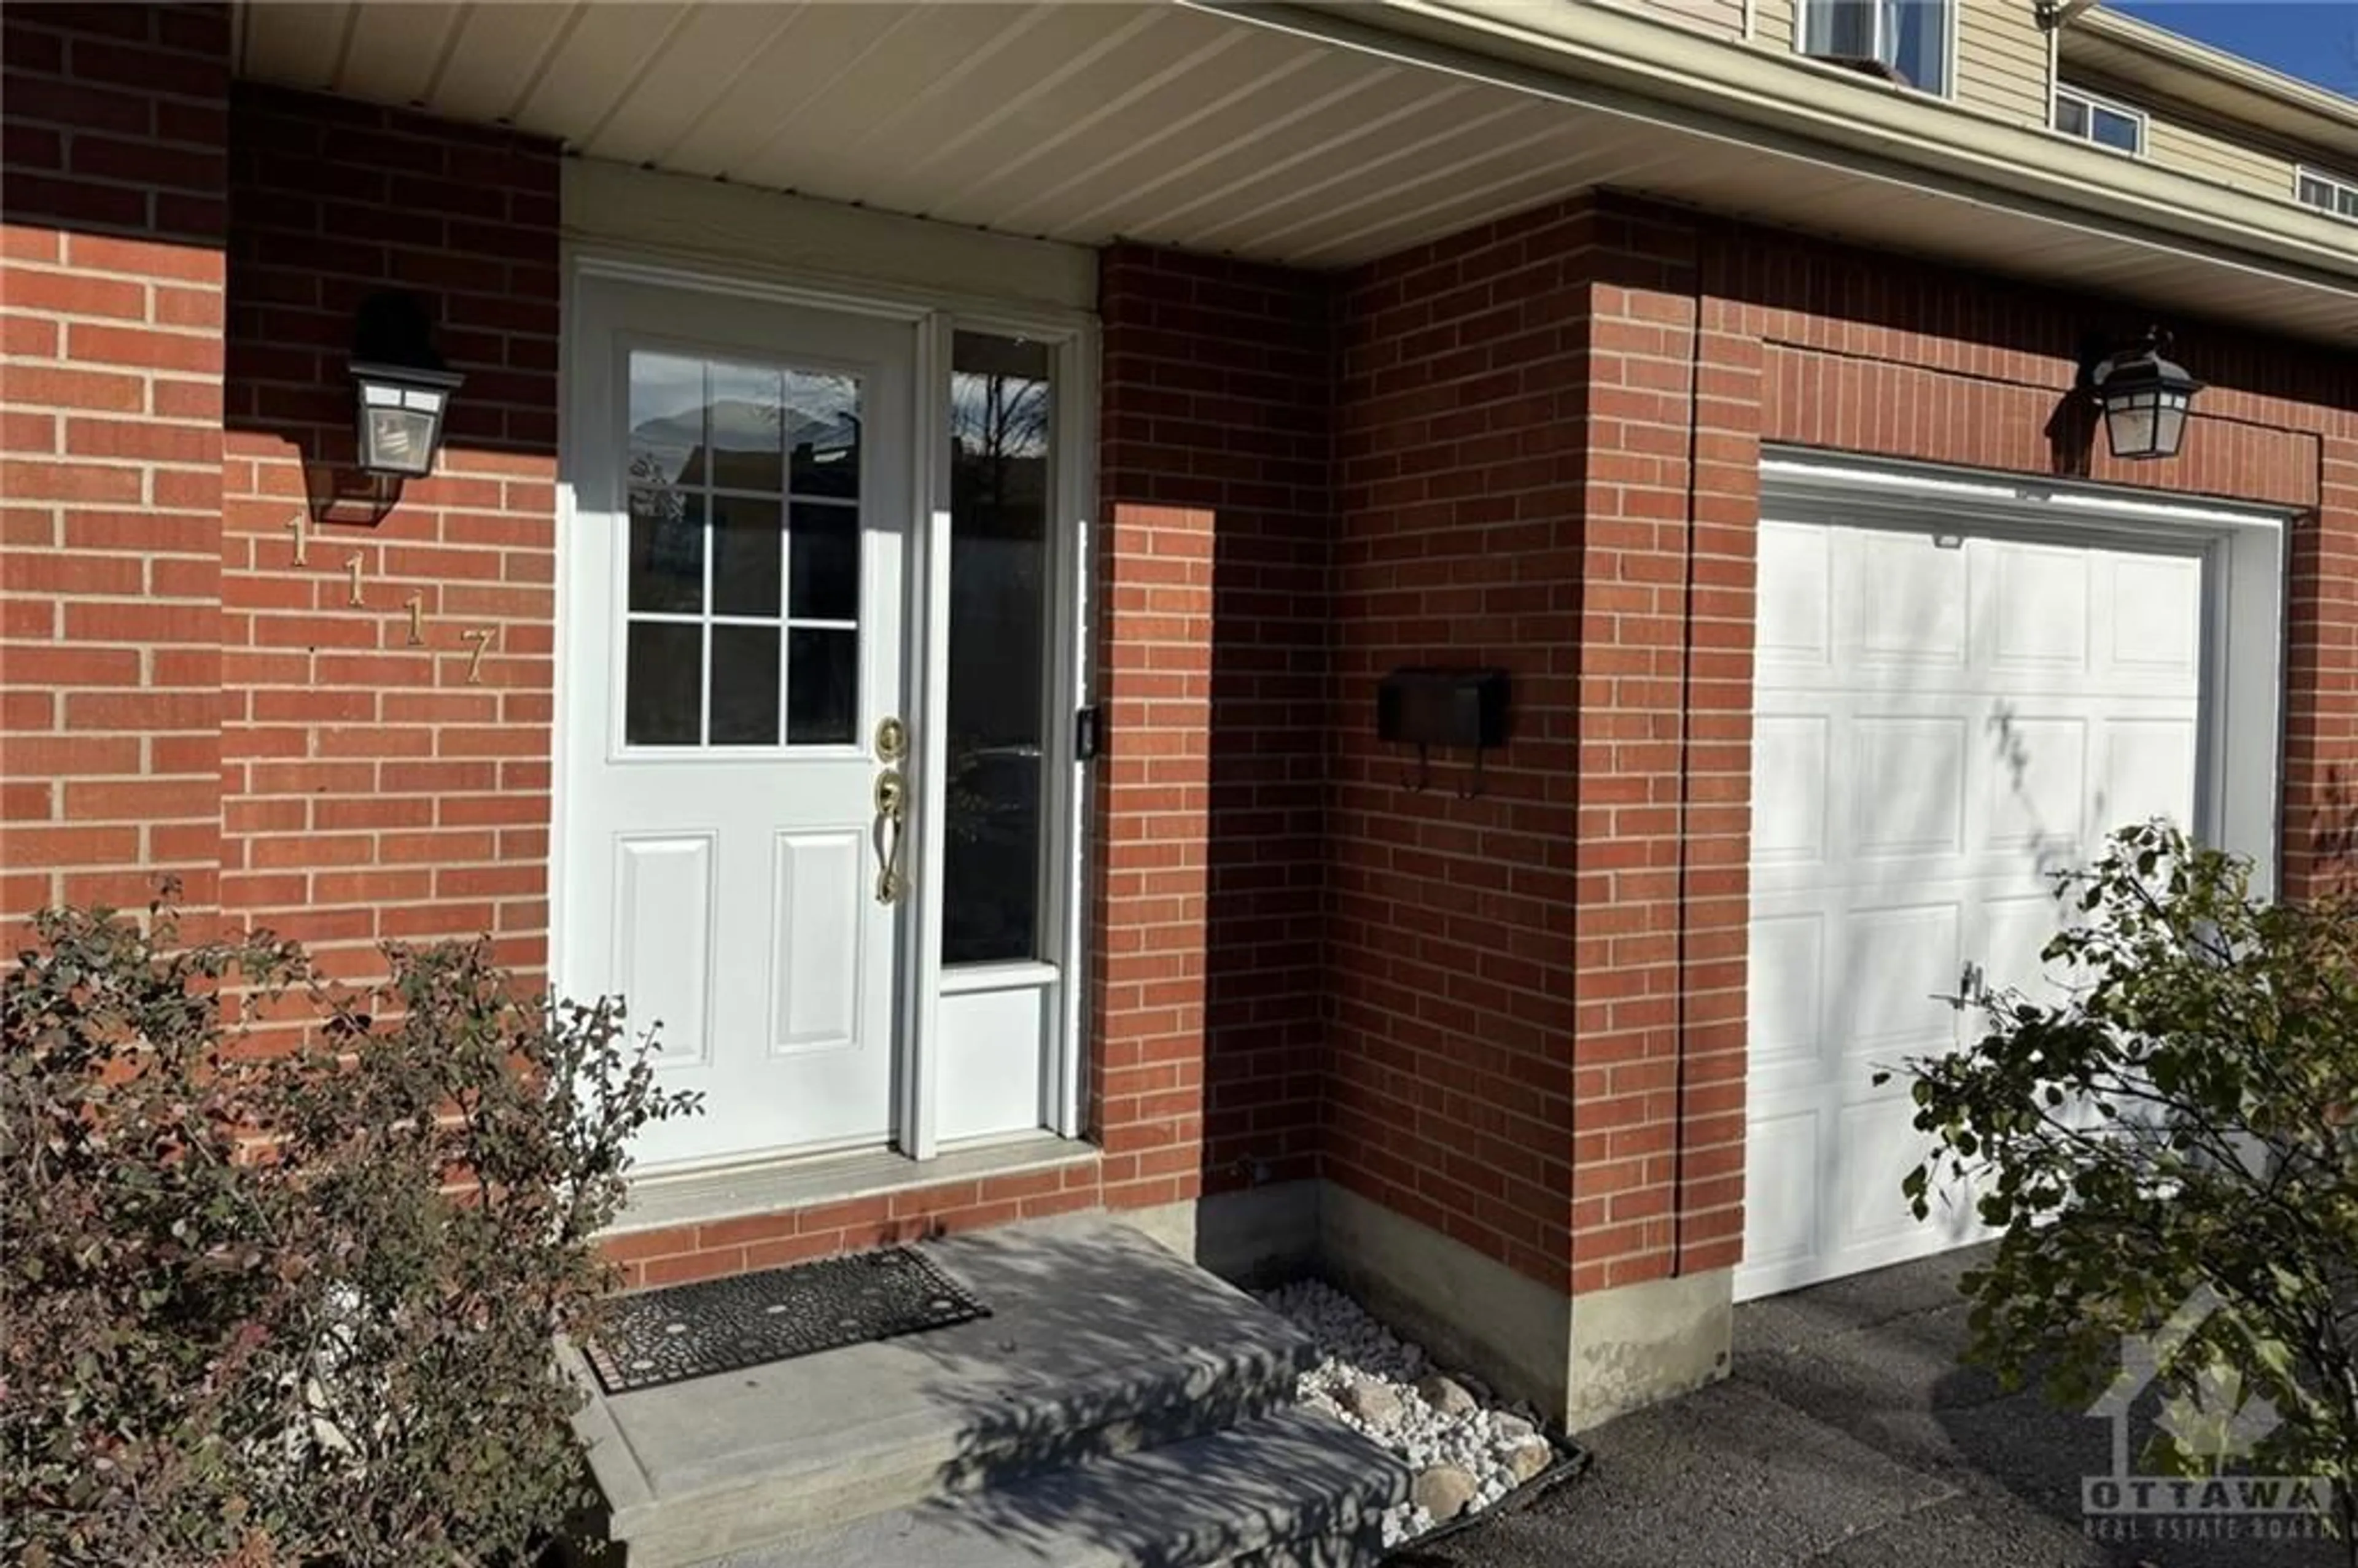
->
[1377, 667, 1508, 799]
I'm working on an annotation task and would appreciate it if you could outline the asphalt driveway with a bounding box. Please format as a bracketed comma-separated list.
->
[1391, 1247, 2343, 1568]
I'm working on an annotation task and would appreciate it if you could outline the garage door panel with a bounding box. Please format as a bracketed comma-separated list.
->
[1741, 514, 2204, 1302]
[1986, 713, 2088, 854]
[2111, 554, 2203, 680]
[1758, 520, 1832, 665]
[1841, 901, 1960, 1056]
[1986, 541, 2092, 675]
[1747, 911, 1826, 1088]
[1853, 716, 1967, 859]
[1982, 890, 2083, 1007]
[1741, 1101, 1823, 1273]
[1856, 531, 1968, 669]
[1834, 1098, 1939, 1249]
[1751, 712, 1831, 864]
[2101, 717, 2199, 831]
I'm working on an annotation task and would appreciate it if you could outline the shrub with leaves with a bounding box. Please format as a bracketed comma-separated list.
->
[2, 901, 699, 1567]
[1896, 824, 2358, 1552]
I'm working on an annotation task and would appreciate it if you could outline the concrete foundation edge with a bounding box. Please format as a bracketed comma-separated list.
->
[1119, 1180, 1323, 1286]
[1565, 1265, 1733, 1430]
[1121, 1181, 1735, 1432]
[1314, 1183, 1574, 1424]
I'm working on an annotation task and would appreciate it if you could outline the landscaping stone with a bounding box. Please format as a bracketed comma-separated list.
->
[1415, 1374, 1478, 1417]
[1337, 1376, 1402, 1427]
[1256, 1278, 1569, 1549]
[1412, 1463, 1477, 1520]
[1506, 1435, 1554, 1483]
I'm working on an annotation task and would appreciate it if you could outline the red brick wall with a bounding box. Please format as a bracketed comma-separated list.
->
[1098, 246, 1335, 1195]
[1320, 188, 2352, 1304]
[1, 2, 231, 928]
[1326, 203, 1596, 1290]
[219, 85, 559, 984]
[604, 1162, 1110, 1290]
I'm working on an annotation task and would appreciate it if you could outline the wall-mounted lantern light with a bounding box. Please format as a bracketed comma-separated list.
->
[349, 291, 462, 478]
[2082, 327, 2201, 462]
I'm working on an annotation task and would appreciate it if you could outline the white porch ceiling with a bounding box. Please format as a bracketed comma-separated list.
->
[236, 2, 2356, 346]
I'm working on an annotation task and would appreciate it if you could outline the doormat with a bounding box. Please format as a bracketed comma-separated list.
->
[585, 1246, 989, 1394]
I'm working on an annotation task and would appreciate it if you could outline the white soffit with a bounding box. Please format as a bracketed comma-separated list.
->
[236, 2, 2355, 346]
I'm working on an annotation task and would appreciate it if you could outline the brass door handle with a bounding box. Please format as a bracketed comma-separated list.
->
[873, 767, 907, 904]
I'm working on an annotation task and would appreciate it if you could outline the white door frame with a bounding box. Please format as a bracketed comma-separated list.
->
[554, 245, 1098, 1175]
[1757, 451, 2293, 895]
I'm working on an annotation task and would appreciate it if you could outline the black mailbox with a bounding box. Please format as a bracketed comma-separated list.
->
[1377, 666, 1508, 750]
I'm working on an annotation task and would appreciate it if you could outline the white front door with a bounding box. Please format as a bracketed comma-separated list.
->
[564, 276, 913, 1171]
[1738, 518, 2204, 1299]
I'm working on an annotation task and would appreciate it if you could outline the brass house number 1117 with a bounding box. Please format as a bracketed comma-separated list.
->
[284, 510, 494, 684]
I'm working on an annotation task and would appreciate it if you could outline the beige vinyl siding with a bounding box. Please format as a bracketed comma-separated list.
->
[1756, 0, 1794, 49]
[1627, 0, 1748, 39]
[2144, 114, 2303, 200]
[2054, 73, 2308, 203]
[1955, 0, 2050, 125]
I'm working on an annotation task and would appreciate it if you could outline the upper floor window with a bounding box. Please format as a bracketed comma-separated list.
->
[2053, 85, 2146, 156]
[1800, 0, 1951, 95]
[2297, 166, 2358, 222]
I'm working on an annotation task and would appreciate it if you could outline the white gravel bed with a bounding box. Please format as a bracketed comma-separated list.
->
[1256, 1279, 1560, 1548]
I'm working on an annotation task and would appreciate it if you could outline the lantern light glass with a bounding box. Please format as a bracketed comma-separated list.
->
[2086, 332, 2201, 462]
[349, 361, 462, 478]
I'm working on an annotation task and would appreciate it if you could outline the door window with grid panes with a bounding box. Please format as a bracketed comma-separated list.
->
[623, 353, 863, 748]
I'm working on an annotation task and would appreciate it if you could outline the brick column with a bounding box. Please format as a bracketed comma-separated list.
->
[1093, 242, 1338, 1217]
[2282, 425, 2358, 900]
[1668, 258, 1765, 1280]
[1565, 201, 1711, 1298]
[1092, 249, 1219, 1215]
[1, 2, 232, 927]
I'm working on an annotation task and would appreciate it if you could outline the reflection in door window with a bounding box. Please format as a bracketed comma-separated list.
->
[621, 351, 862, 747]
[944, 333, 1052, 964]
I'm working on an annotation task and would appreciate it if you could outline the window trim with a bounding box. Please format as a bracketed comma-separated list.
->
[2052, 83, 2148, 158]
[2294, 165, 2358, 223]
[1794, 0, 1956, 98]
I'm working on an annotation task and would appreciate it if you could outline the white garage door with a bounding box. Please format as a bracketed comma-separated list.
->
[1738, 518, 2204, 1300]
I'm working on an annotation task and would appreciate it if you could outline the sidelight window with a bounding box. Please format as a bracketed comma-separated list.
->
[941, 332, 1055, 965]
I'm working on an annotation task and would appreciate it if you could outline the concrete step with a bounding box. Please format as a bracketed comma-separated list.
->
[572, 1217, 1321, 1568]
[716, 1405, 1411, 1568]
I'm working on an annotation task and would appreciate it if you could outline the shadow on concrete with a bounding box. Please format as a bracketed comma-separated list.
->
[577, 1219, 1399, 1566]
[1406, 1247, 2344, 1568]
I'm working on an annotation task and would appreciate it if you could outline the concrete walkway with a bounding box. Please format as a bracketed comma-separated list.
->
[1395, 1248, 2343, 1568]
